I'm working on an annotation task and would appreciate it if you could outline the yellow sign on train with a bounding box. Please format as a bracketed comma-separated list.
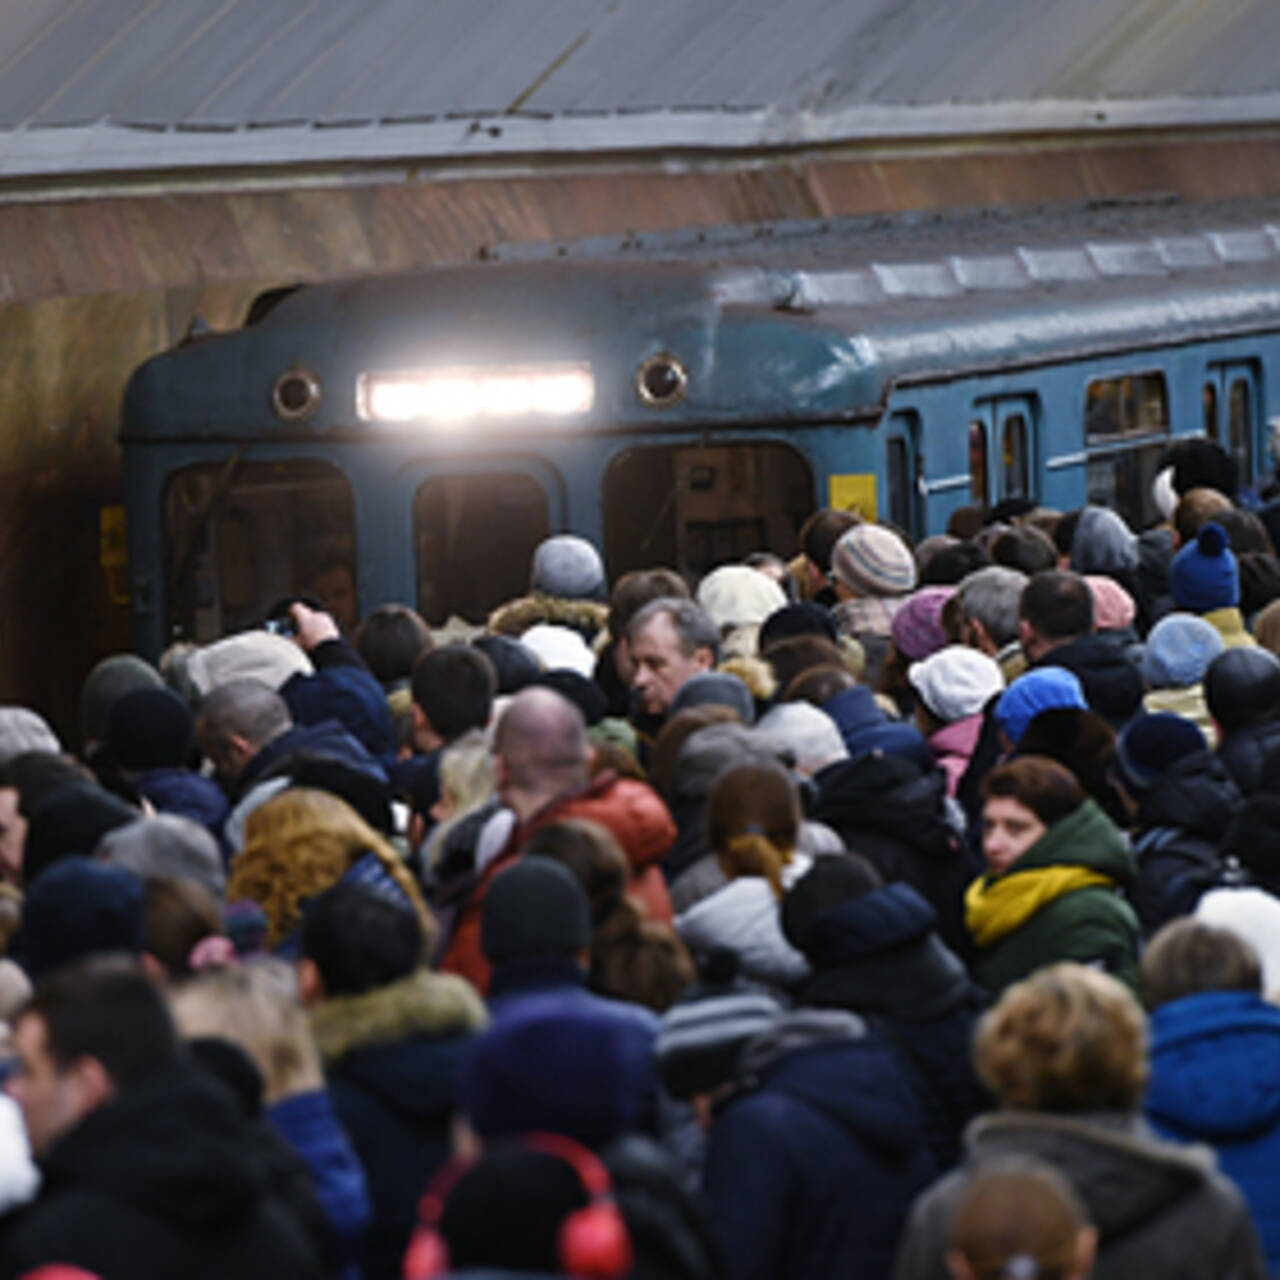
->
[827, 473, 877, 521]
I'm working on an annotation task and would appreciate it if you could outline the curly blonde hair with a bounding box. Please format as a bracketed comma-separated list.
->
[228, 787, 431, 950]
[975, 963, 1147, 1112]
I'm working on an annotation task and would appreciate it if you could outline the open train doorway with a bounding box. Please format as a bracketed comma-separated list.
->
[603, 441, 813, 583]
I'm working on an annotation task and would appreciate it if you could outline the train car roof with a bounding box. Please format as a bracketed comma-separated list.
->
[7, 1, 1280, 178]
[125, 197, 1280, 437]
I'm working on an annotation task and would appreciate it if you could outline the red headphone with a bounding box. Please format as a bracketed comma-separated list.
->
[403, 1131, 633, 1280]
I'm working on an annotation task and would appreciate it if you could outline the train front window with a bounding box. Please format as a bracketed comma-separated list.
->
[412, 473, 549, 625]
[164, 460, 356, 644]
[603, 442, 813, 582]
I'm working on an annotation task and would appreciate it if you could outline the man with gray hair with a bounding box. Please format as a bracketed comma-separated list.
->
[627, 597, 720, 723]
[955, 566, 1029, 681]
[439, 685, 675, 993]
[195, 677, 382, 804]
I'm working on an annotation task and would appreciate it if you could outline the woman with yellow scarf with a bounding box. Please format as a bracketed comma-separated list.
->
[967, 757, 1139, 996]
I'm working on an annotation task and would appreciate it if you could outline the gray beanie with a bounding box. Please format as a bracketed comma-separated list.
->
[673, 723, 783, 804]
[80, 654, 163, 746]
[0, 707, 61, 768]
[97, 813, 226, 898]
[530, 535, 606, 602]
[669, 671, 756, 725]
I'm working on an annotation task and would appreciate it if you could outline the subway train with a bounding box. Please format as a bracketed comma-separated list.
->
[122, 195, 1280, 659]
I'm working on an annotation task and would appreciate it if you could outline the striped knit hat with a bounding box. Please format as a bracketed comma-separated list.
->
[830, 525, 917, 597]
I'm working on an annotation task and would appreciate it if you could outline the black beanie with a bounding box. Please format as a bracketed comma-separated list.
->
[759, 602, 838, 651]
[780, 855, 883, 957]
[481, 858, 591, 963]
[108, 686, 194, 771]
[23, 782, 139, 885]
[472, 634, 542, 695]
[440, 1146, 589, 1274]
[1205, 647, 1280, 732]
[535, 670, 608, 727]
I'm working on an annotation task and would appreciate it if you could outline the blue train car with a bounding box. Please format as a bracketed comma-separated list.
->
[122, 198, 1280, 658]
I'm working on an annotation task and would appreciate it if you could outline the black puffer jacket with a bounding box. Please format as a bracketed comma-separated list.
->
[1033, 632, 1143, 728]
[813, 755, 979, 959]
[1130, 750, 1243, 933]
[0, 1062, 324, 1280]
[1218, 718, 1280, 797]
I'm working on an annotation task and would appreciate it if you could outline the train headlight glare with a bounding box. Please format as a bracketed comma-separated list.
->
[358, 365, 593, 424]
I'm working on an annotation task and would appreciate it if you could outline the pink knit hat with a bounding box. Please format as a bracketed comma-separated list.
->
[1085, 575, 1136, 631]
[890, 586, 956, 661]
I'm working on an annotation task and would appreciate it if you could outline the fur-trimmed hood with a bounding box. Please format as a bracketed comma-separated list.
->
[487, 594, 608, 642]
[310, 968, 488, 1066]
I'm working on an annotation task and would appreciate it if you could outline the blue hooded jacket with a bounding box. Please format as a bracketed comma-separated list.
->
[706, 1010, 934, 1280]
[1147, 989, 1280, 1274]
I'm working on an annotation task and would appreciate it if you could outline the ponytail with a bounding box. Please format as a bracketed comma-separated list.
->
[723, 830, 792, 900]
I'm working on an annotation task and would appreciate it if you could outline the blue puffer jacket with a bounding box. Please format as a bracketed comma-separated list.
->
[706, 1009, 934, 1280]
[132, 767, 230, 841]
[281, 638, 395, 758]
[1147, 989, 1280, 1275]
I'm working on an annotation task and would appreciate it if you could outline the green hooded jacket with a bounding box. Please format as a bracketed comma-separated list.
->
[968, 797, 1139, 997]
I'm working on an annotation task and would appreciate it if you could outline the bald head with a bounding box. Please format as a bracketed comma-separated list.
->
[494, 687, 590, 816]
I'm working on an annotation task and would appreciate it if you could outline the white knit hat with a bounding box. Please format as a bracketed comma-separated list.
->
[697, 565, 787, 631]
[184, 631, 313, 696]
[908, 645, 1004, 723]
[518, 624, 596, 678]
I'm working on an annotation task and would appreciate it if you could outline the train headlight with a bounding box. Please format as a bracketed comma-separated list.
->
[357, 365, 593, 424]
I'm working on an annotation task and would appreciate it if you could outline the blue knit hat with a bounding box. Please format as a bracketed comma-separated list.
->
[995, 667, 1087, 745]
[1171, 522, 1239, 612]
[1141, 612, 1226, 688]
[1115, 713, 1207, 793]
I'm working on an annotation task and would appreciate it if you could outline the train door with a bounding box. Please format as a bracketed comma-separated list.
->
[1207, 362, 1260, 485]
[602, 441, 813, 581]
[884, 412, 923, 540]
[971, 395, 1038, 506]
[397, 463, 563, 625]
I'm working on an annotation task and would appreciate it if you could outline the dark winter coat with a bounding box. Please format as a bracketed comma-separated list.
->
[311, 969, 488, 1280]
[239, 717, 387, 800]
[1032, 631, 1144, 727]
[894, 1111, 1266, 1280]
[791, 882, 987, 1171]
[707, 1010, 935, 1280]
[0, 1062, 325, 1280]
[819, 685, 888, 755]
[1218, 717, 1280, 797]
[966, 798, 1139, 997]
[133, 767, 230, 842]
[1147, 990, 1280, 1276]
[814, 754, 978, 959]
[281, 636, 396, 758]
[1129, 749, 1242, 933]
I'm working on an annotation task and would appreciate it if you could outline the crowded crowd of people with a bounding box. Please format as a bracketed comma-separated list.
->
[1, 435, 1280, 1277]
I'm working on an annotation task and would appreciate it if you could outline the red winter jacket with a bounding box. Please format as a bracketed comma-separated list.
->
[439, 772, 676, 994]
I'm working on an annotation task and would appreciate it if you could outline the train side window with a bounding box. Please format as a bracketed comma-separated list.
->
[969, 421, 988, 505]
[1203, 382, 1219, 442]
[1085, 372, 1169, 441]
[1229, 378, 1254, 481]
[1002, 414, 1029, 498]
[412, 473, 549, 624]
[164, 459, 355, 644]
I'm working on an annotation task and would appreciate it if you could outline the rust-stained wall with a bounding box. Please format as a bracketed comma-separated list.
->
[6, 130, 1280, 738]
